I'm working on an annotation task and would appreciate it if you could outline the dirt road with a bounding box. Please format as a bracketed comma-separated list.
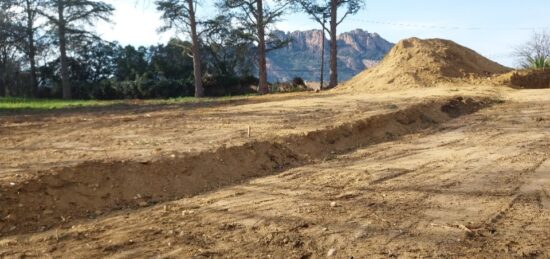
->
[0, 87, 548, 258]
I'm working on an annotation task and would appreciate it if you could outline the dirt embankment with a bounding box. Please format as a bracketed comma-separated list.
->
[341, 37, 511, 91]
[0, 96, 493, 236]
[492, 69, 550, 89]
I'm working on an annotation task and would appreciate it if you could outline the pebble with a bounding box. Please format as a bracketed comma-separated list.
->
[182, 210, 195, 216]
[138, 201, 149, 207]
[9, 182, 16, 186]
[327, 248, 337, 257]
[330, 201, 337, 207]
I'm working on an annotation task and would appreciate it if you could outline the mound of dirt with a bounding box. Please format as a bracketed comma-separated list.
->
[341, 37, 511, 90]
[492, 69, 550, 89]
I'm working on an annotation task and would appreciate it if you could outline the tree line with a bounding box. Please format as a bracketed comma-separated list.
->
[0, 0, 364, 99]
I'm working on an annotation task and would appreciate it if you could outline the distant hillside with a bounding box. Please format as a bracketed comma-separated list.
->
[267, 29, 393, 83]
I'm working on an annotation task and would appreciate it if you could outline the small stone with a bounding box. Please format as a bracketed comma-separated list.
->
[9, 182, 16, 186]
[322, 227, 328, 231]
[327, 248, 337, 257]
[182, 210, 195, 216]
[330, 202, 337, 207]
[138, 201, 149, 207]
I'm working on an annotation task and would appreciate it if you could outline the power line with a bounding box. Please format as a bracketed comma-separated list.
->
[347, 18, 543, 31]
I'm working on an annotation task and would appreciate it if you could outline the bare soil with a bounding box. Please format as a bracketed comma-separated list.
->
[0, 86, 549, 258]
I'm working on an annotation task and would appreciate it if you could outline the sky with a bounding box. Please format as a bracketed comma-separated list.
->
[96, 0, 550, 67]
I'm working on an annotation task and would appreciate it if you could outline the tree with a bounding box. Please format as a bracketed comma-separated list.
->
[78, 40, 118, 83]
[157, 0, 205, 97]
[0, 1, 20, 97]
[292, 0, 363, 88]
[219, 0, 288, 94]
[148, 39, 194, 80]
[39, 0, 114, 99]
[12, 0, 45, 96]
[515, 29, 550, 69]
[291, 1, 328, 88]
[202, 15, 256, 77]
[114, 45, 149, 81]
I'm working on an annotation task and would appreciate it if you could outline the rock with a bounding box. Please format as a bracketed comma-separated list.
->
[182, 210, 195, 216]
[327, 248, 337, 257]
[330, 201, 337, 207]
[138, 201, 149, 207]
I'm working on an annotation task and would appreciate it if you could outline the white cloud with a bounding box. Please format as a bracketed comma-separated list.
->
[95, 0, 172, 46]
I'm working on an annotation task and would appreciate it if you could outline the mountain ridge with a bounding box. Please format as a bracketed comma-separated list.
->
[267, 29, 393, 83]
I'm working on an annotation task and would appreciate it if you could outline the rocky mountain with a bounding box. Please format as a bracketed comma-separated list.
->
[267, 29, 393, 83]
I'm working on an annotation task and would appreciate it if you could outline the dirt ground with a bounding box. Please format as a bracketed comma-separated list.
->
[0, 86, 501, 180]
[0, 85, 549, 258]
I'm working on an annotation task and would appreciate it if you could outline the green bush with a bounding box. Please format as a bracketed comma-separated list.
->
[38, 75, 254, 100]
[527, 56, 550, 69]
[203, 75, 258, 96]
[84, 78, 194, 100]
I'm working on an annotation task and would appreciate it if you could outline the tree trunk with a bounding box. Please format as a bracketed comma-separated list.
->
[328, 0, 338, 88]
[26, 0, 38, 97]
[1, 50, 9, 97]
[320, 23, 326, 90]
[58, 1, 71, 99]
[188, 0, 204, 98]
[0, 67, 5, 97]
[256, 0, 268, 94]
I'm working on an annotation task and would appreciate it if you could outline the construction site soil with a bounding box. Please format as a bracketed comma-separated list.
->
[1, 38, 549, 258]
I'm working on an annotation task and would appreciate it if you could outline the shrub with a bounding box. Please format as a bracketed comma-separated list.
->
[291, 76, 306, 87]
[203, 75, 258, 96]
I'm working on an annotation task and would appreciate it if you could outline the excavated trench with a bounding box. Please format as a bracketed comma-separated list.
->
[0, 96, 494, 236]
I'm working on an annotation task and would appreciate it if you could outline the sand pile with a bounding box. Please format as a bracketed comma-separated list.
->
[341, 37, 511, 90]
